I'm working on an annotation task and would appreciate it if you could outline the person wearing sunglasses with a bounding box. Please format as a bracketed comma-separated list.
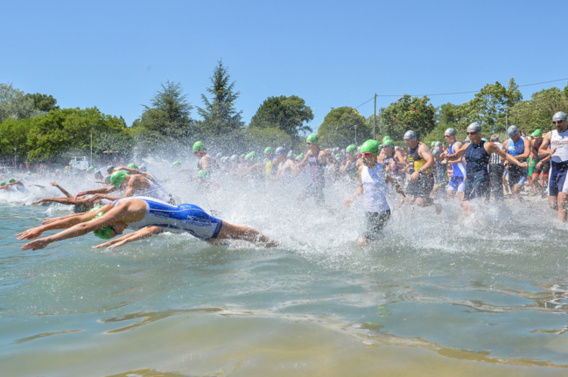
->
[502, 125, 531, 202]
[344, 139, 406, 246]
[444, 122, 527, 216]
[538, 111, 568, 221]
[296, 134, 338, 205]
[402, 130, 441, 213]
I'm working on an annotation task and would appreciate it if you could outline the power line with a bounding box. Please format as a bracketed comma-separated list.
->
[355, 77, 568, 109]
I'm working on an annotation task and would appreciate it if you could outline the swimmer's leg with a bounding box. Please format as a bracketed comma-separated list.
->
[214, 222, 278, 247]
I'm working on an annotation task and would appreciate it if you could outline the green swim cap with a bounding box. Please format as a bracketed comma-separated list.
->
[245, 151, 257, 161]
[0, 181, 5, 186]
[197, 169, 211, 180]
[382, 136, 392, 143]
[346, 144, 357, 153]
[264, 147, 273, 155]
[87, 166, 94, 172]
[306, 134, 319, 143]
[296, 153, 304, 161]
[383, 140, 394, 148]
[360, 139, 379, 155]
[110, 170, 127, 187]
[533, 129, 543, 137]
[89, 205, 114, 240]
[287, 151, 294, 158]
[127, 163, 139, 169]
[431, 142, 436, 147]
[193, 141, 206, 151]
[8, 178, 15, 183]
[172, 160, 181, 168]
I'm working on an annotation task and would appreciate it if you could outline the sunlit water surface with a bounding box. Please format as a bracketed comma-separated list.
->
[1, 167, 568, 376]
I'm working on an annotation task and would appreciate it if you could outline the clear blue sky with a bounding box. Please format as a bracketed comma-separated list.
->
[2, 0, 567, 132]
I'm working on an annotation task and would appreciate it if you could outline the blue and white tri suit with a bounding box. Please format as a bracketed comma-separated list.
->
[113, 197, 223, 240]
[448, 143, 466, 192]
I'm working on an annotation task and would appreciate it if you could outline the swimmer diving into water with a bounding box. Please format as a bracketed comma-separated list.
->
[18, 197, 278, 250]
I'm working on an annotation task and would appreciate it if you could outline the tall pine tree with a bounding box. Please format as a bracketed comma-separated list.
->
[197, 60, 244, 138]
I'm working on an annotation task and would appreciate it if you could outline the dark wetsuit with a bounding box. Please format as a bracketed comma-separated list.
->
[506, 137, 527, 188]
[406, 143, 434, 198]
[464, 141, 491, 201]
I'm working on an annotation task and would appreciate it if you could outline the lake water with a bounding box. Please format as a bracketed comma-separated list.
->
[1, 170, 568, 376]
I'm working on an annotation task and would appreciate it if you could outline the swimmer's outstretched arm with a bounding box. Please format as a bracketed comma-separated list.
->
[51, 182, 73, 198]
[42, 212, 86, 225]
[93, 226, 164, 249]
[76, 186, 116, 198]
[18, 204, 122, 251]
[32, 197, 78, 206]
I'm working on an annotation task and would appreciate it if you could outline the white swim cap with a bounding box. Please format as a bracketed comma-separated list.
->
[507, 125, 519, 137]
[553, 112, 567, 121]
[444, 128, 456, 135]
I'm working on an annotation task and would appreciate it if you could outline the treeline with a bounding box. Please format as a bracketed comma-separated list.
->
[1, 60, 567, 166]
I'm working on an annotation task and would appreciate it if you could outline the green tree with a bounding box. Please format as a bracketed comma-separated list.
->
[461, 79, 522, 134]
[506, 78, 523, 107]
[249, 95, 313, 139]
[318, 107, 371, 147]
[25, 93, 59, 112]
[0, 118, 33, 165]
[0, 83, 43, 123]
[25, 108, 131, 162]
[197, 60, 244, 138]
[379, 95, 436, 141]
[509, 87, 568, 133]
[135, 81, 194, 143]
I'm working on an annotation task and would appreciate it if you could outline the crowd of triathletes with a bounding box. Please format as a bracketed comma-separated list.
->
[8, 111, 568, 249]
